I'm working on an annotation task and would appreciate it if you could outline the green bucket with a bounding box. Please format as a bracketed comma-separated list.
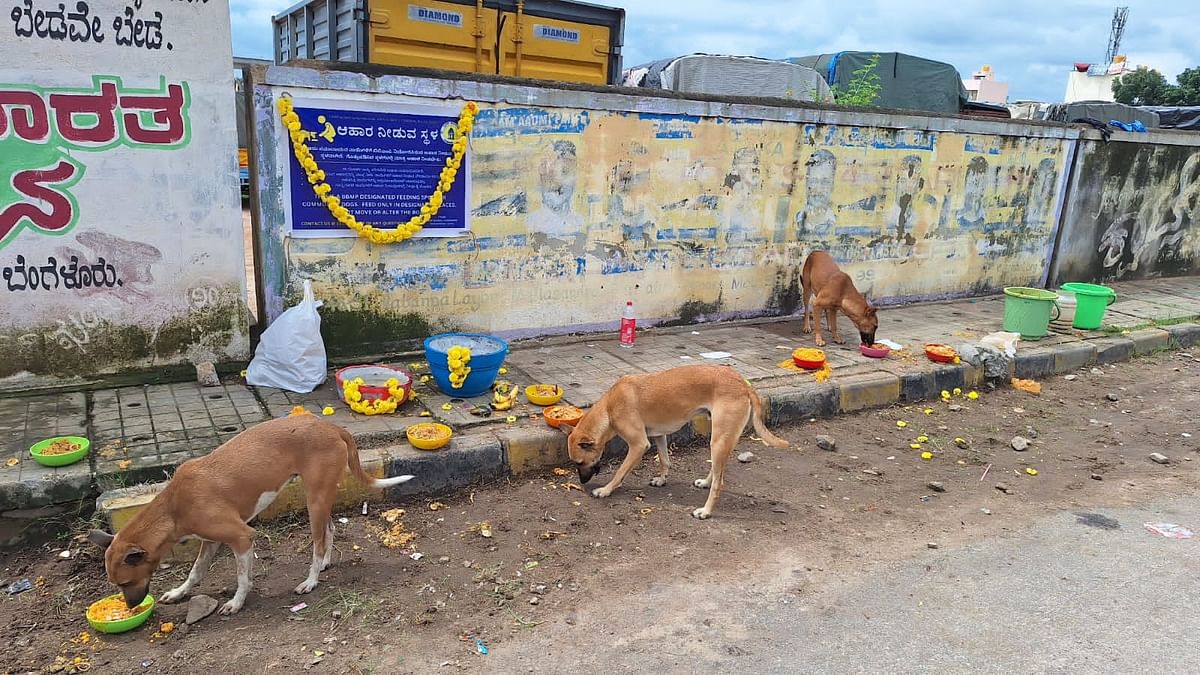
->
[1060, 282, 1116, 330]
[1002, 287, 1060, 340]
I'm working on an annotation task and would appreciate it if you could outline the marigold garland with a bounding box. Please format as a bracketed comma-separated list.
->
[447, 345, 472, 389]
[277, 96, 479, 245]
[342, 377, 408, 416]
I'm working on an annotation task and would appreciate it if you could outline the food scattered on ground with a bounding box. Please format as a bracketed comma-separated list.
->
[87, 596, 150, 622]
[1011, 378, 1042, 394]
[5, 457, 18, 467]
[37, 439, 82, 456]
[288, 405, 311, 417]
[530, 384, 559, 397]
[926, 344, 958, 359]
[372, 508, 417, 549]
[116, 459, 132, 470]
[812, 362, 833, 382]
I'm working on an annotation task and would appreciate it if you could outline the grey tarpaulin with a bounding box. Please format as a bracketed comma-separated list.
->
[1046, 101, 1160, 128]
[787, 51, 968, 114]
[622, 54, 832, 103]
[1140, 106, 1200, 131]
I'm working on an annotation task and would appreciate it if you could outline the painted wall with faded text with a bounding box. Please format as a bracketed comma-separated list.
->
[1051, 134, 1200, 285]
[0, 0, 249, 387]
[254, 67, 1074, 355]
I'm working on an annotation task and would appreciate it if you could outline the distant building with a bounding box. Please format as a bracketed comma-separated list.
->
[963, 65, 1009, 104]
[1063, 55, 1131, 103]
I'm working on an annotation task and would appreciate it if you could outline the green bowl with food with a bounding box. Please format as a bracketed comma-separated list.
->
[29, 436, 90, 467]
[86, 593, 155, 634]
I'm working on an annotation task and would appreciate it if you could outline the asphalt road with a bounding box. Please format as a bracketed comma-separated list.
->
[484, 494, 1200, 674]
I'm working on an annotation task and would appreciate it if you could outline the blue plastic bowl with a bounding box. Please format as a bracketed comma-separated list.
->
[424, 333, 509, 398]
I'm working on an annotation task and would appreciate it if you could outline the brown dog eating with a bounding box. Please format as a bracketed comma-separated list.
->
[87, 416, 414, 615]
[800, 250, 879, 347]
[560, 364, 789, 519]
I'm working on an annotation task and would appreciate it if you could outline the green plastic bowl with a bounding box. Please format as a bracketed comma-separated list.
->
[86, 593, 155, 634]
[29, 436, 90, 467]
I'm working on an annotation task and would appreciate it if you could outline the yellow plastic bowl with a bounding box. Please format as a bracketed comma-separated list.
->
[406, 423, 452, 451]
[525, 384, 564, 406]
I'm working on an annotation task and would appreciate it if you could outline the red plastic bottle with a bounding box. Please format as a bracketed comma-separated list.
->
[619, 301, 636, 348]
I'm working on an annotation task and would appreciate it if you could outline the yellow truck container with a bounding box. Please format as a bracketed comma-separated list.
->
[273, 0, 625, 86]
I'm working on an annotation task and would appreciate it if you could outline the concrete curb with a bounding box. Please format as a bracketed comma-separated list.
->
[92, 324, 1200, 536]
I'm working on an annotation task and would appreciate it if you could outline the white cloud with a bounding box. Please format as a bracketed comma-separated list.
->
[230, 0, 1199, 103]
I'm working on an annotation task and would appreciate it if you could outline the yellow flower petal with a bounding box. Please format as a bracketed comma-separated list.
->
[441, 403, 453, 411]
[499, 367, 508, 375]
[910, 443, 922, 450]
[920, 451, 933, 460]
[896, 420, 908, 428]
[953, 388, 962, 396]
[322, 406, 335, 416]
[506, 415, 517, 424]
[1025, 467, 1038, 476]
[923, 407, 933, 415]
[916, 435, 929, 443]
[420, 410, 432, 417]
[940, 390, 951, 399]
[967, 391, 979, 400]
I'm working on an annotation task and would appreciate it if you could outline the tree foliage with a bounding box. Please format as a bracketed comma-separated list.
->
[1113, 66, 1200, 106]
[832, 54, 882, 107]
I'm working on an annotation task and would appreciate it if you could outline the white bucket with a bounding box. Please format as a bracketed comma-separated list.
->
[1055, 290, 1077, 324]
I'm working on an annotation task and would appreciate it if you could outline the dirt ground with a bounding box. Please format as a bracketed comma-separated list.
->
[2, 350, 1198, 674]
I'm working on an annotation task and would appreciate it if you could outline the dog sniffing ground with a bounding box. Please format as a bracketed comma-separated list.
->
[2, 351, 1198, 674]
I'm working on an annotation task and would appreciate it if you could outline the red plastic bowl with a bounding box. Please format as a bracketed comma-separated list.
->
[924, 343, 958, 363]
[859, 343, 890, 359]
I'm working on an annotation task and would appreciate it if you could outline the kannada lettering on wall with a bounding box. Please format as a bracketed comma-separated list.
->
[283, 100, 470, 238]
[0, 75, 190, 247]
[0, 0, 246, 382]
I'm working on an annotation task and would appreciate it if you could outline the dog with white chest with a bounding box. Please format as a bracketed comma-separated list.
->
[88, 415, 414, 615]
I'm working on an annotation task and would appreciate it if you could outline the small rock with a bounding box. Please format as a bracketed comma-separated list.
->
[995, 483, 1014, 495]
[981, 508, 992, 516]
[1025, 426, 1038, 439]
[1090, 473, 1103, 481]
[927, 542, 939, 549]
[331, 610, 343, 620]
[771, 507, 787, 514]
[1010, 436, 1031, 452]
[1064, 374, 1077, 381]
[815, 435, 837, 452]
[1149, 452, 1170, 465]
[1105, 393, 1120, 402]
[529, 597, 540, 606]
[186, 594, 219, 625]
[438, 556, 451, 564]
[927, 481, 946, 493]
[862, 469, 882, 477]
[1091, 367, 1103, 375]
[736, 451, 756, 464]
[195, 362, 220, 387]
[947, 404, 964, 412]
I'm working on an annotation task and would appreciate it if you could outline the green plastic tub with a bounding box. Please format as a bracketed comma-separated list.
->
[1002, 287, 1060, 340]
[1060, 282, 1116, 330]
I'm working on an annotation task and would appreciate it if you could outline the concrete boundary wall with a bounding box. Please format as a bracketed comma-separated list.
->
[249, 62, 1197, 357]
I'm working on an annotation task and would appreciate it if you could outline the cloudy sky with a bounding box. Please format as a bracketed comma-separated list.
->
[231, 0, 1197, 102]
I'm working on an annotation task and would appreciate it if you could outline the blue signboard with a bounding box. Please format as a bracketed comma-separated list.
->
[286, 104, 469, 237]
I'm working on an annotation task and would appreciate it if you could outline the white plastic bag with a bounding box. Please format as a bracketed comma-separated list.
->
[246, 279, 327, 393]
[980, 331, 1021, 358]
